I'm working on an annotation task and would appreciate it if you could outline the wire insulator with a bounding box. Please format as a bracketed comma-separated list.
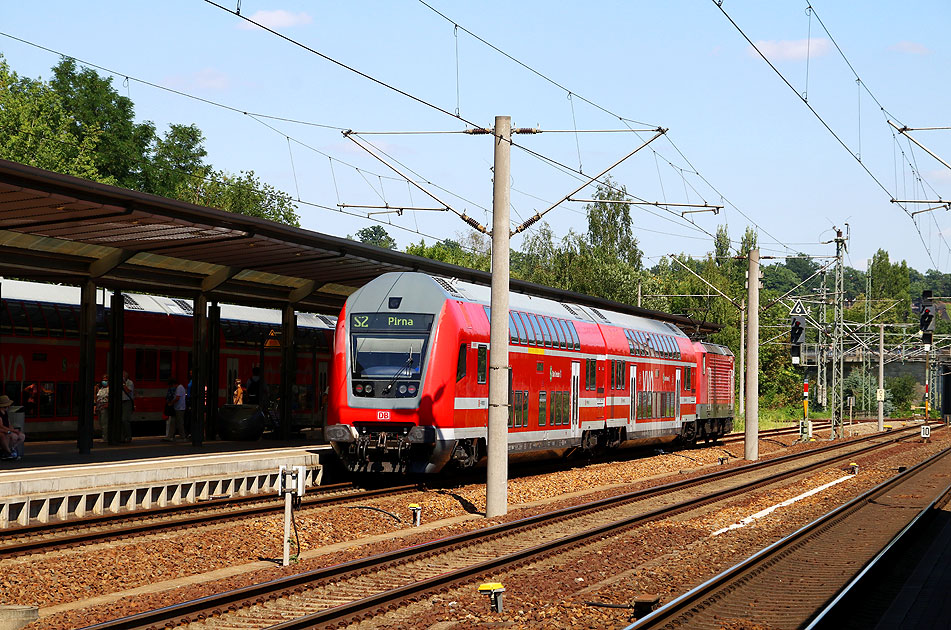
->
[464, 127, 493, 135]
[460, 213, 488, 234]
[513, 127, 541, 134]
[513, 213, 542, 234]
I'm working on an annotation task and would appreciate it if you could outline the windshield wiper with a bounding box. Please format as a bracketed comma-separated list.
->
[383, 347, 415, 395]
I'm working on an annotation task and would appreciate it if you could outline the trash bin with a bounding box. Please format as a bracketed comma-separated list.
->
[6, 406, 24, 432]
[218, 404, 265, 441]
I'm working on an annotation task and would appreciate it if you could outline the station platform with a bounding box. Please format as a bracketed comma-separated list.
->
[0, 434, 336, 529]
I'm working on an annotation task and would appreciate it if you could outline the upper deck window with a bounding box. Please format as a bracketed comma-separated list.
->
[519, 312, 537, 345]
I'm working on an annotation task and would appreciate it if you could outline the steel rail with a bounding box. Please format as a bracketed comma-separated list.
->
[0, 484, 417, 559]
[76, 423, 936, 630]
[628, 441, 951, 629]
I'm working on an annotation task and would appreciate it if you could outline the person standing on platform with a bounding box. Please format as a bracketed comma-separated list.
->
[95, 374, 110, 441]
[245, 367, 269, 408]
[120, 370, 134, 443]
[0, 395, 25, 461]
[232, 378, 244, 405]
[163, 377, 187, 441]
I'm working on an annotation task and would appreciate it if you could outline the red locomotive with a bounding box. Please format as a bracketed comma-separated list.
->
[326, 272, 734, 473]
[0, 279, 335, 439]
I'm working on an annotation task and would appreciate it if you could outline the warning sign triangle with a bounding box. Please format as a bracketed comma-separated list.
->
[789, 300, 809, 317]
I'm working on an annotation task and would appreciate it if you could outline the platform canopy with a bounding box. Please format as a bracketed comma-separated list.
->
[0, 159, 719, 334]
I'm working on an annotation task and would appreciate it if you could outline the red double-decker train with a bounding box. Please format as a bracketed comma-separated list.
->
[326, 272, 734, 473]
[1, 279, 335, 439]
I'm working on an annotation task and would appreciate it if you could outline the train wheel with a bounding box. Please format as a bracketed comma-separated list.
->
[681, 421, 697, 446]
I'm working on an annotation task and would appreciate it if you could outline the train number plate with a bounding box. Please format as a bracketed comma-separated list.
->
[377, 411, 391, 420]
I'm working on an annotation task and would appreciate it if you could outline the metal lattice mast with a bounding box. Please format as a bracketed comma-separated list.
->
[831, 229, 847, 438]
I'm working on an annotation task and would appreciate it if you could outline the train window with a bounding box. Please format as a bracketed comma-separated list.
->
[10, 301, 30, 336]
[550, 391, 558, 426]
[477, 345, 487, 384]
[508, 390, 514, 428]
[551, 319, 564, 349]
[512, 312, 528, 344]
[519, 313, 537, 345]
[4, 381, 20, 405]
[135, 349, 158, 382]
[538, 317, 552, 347]
[61, 306, 79, 338]
[456, 344, 467, 382]
[609, 361, 616, 390]
[685, 366, 691, 391]
[513, 391, 522, 427]
[559, 320, 572, 349]
[617, 361, 626, 389]
[662, 336, 671, 358]
[522, 390, 529, 427]
[566, 320, 580, 350]
[560, 390, 569, 425]
[39, 382, 55, 417]
[538, 391, 547, 426]
[624, 330, 634, 355]
[42, 304, 64, 337]
[159, 350, 172, 381]
[585, 359, 596, 391]
[22, 382, 38, 417]
[508, 313, 519, 343]
[551, 320, 564, 349]
[25, 302, 48, 337]
[72, 382, 80, 416]
[633, 331, 644, 356]
[527, 314, 543, 344]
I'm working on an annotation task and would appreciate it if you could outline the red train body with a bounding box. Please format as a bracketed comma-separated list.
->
[1, 280, 334, 439]
[327, 273, 734, 473]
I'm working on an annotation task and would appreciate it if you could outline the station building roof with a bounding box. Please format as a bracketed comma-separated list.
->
[0, 159, 720, 336]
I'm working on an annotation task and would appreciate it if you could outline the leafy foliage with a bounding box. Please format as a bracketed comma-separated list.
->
[351, 225, 397, 250]
[0, 55, 299, 225]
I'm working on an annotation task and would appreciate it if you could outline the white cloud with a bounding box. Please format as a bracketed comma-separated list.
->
[889, 41, 932, 55]
[237, 9, 313, 30]
[163, 68, 231, 91]
[749, 38, 831, 61]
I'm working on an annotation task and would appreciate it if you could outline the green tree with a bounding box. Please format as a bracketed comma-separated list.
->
[584, 176, 642, 269]
[49, 57, 156, 189]
[144, 123, 208, 200]
[404, 232, 490, 270]
[351, 225, 396, 249]
[194, 170, 300, 226]
[0, 57, 105, 180]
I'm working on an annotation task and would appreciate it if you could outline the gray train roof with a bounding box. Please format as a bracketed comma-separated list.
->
[0, 278, 335, 330]
[349, 273, 689, 339]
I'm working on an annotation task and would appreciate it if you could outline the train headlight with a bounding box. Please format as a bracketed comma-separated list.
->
[408, 384, 417, 395]
[365, 383, 373, 394]
[355, 383, 364, 393]
[398, 384, 407, 395]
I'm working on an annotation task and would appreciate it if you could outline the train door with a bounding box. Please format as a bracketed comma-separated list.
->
[629, 364, 637, 424]
[675, 368, 682, 424]
[318, 361, 328, 424]
[570, 361, 580, 434]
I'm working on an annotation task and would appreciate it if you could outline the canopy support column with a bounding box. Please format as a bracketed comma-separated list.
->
[191, 294, 208, 447]
[107, 290, 124, 445]
[206, 302, 221, 441]
[77, 279, 96, 454]
[279, 304, 296, 440]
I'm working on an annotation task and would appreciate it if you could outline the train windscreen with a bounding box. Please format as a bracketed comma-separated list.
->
[351, 335, 429, 379]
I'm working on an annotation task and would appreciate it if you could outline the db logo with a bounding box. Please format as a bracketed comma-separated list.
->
[377, 411, 390, 420]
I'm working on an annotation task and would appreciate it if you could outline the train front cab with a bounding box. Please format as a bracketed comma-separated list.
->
[326, 273, 464, 473]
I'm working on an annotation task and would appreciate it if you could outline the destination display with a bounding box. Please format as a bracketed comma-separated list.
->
[350, 313, 434, 332]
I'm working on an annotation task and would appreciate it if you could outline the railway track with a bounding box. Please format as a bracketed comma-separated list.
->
[630, 436, 951, 629]
[77, 423, 937, 630]
[0, 483, 418, 560]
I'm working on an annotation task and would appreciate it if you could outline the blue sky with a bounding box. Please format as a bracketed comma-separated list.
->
[2, 1, 949, 273]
